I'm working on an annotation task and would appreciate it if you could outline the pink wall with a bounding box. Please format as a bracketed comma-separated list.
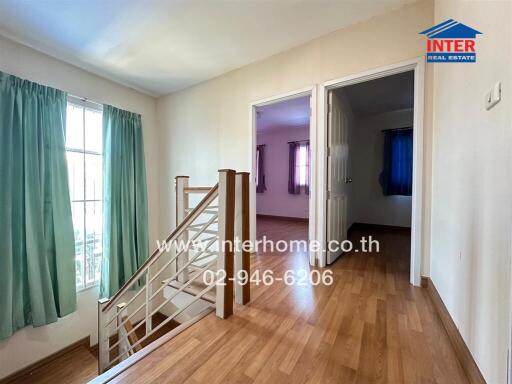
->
[256, 125, 309, 219]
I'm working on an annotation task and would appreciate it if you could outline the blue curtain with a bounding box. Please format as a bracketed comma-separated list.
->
[0, 71, 76, 339]
[379, 128, 413, 196]
[100, 105, 149, 298]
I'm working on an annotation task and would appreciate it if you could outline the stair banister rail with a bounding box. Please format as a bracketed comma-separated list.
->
[175, 172, 251, 307]
[97, 169, 237, 374]
[102, 183, 219, 313]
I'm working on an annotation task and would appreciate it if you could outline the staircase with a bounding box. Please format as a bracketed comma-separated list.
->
[94, 170, 250, 381]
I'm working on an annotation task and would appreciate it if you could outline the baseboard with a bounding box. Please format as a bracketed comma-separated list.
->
[256, 214, 308, 222]
[424, 277, 486, 384]
[348, 222, 411, 234]
[0, 336, 92, 384]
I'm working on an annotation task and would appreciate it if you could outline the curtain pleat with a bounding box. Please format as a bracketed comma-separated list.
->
[0, 71, 76, 339]
[100, 105, 149, 298]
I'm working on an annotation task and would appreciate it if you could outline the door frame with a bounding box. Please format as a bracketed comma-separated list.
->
[249, 86, 318, 266]
[318, 57, 425, 286]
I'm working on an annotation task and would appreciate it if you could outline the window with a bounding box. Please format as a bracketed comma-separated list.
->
[298, 144, 308, 186]
[256, 147, 260, 186]
[288, 141, 310, 195]
[379, 128, 413, 196]
[65, 97, 103, 290]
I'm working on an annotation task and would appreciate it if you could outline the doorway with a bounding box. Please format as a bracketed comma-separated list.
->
[249, 88, 316, 264]
[319, 58, 425, 286]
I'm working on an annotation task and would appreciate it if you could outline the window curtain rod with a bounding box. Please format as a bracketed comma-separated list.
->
[67, 94, 104, 112]
[287, 139, 310, 144]
[381, 126, 412, 133]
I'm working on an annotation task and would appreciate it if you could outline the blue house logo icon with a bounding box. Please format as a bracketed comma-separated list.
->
[420, 19, 482, 63]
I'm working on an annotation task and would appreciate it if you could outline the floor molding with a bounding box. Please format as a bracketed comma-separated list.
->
[256, 214, 308, 222]
[0, 336, 92, 384]
[423, 276, 486, 384]
[348, 222, 411, 235]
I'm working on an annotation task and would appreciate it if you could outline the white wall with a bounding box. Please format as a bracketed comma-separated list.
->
[430, 1, 512, 383]
[0, 35, 158, 378]
[351, 109, 413, 228]
[256, 125, 309, 219]
[156, 0, 434, 268]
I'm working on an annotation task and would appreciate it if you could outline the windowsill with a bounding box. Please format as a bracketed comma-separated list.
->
[76, 283, 99, 294]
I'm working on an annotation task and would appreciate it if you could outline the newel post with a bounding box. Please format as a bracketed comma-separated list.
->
[234, 172, 250, 304]
[175, 176, 190, 283]
[97, 298, 109, 374]
[216, 169, 235, 318]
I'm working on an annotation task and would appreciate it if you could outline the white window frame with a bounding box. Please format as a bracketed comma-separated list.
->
[255, 146, 260, 188]
[66, 95, 103, 291]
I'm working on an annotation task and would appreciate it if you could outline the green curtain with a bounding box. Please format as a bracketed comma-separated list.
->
[100, 105, 149, 298]
[0, 71, 76, 340]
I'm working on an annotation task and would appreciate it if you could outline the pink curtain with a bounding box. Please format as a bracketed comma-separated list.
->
[256, 145, 266, 193]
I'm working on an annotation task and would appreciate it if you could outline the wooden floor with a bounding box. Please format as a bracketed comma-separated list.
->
[108, 218, 468, 384]
[6, 314, 178, 384]
[9, 218, 468, 383]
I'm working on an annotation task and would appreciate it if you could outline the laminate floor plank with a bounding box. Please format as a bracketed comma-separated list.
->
[7, 218, 468, 384]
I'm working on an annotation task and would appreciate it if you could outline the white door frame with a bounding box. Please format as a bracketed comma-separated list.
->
[249, 86, 318, 266]
[317, 57, 426, 286]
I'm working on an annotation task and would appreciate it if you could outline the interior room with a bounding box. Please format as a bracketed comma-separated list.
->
[326, 70, 415, 289]
[255, 96, 310, 248]
[0, 1, 510, 384]
[343, 71, 414, 230]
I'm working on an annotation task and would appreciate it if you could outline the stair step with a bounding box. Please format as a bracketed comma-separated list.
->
[188, 264, 216, 273]
[167, 280, 216, 304]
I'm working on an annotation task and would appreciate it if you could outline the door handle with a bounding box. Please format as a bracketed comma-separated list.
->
[344, 177, 353, 183]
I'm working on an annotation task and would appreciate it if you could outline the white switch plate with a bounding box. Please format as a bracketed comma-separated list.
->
[486, 81, 501, 110]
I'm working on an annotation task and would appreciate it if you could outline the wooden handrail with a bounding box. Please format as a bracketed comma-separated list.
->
[103, 183, 219, 312]
[234, 172, 250, 305]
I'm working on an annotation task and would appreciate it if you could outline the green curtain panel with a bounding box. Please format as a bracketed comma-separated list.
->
[0, 71, 76, 339]
[101, 105, 149, 298]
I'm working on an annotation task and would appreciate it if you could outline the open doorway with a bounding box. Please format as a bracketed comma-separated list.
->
[325, 68, 420, 285]
[252, 94, 312, 257]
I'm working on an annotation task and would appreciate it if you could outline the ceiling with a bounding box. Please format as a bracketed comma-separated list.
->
[341, 71, 414, 116]
[0, 0, 415, 96]
[256, 95, 310, 132]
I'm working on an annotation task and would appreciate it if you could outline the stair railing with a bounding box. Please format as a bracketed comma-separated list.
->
[175, 172, 251, 306]
[97, 169, 236, 374]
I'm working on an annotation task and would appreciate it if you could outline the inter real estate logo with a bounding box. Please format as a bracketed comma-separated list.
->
[420, 19, 482, 63]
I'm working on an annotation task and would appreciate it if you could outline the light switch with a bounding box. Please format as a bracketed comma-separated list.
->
[486, 81, 501, 110]
[493, 81, 501, 102]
